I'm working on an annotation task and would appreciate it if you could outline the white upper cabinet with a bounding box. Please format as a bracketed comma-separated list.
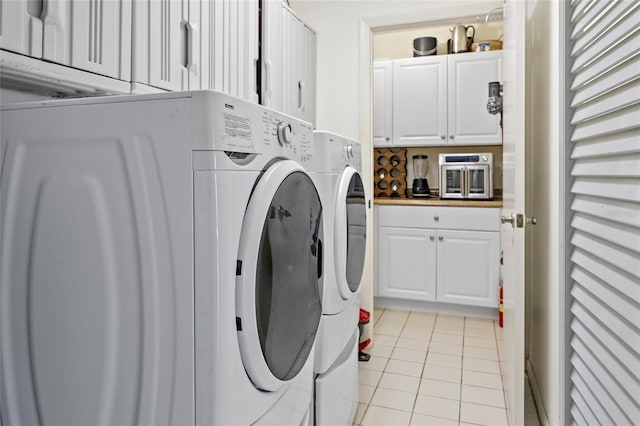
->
[261, 0, 284, 110]
[372, 51, 503, 147]
[132, 0, 185, 91]
[132, 0, 259, 100]
[447, 51, 502, 145]
[261, 0, 316, 124]
[372, 60, 393, 147]
[392, 56, 448, 146]
[43, 0, 132, 81]
[1, 0, 131, 81]
[300, 21, 317, 125]
[0, 1, 44, 58]
[262, 0, 316, 125]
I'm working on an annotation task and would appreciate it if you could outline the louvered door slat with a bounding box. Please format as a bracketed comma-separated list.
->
[570, 0, 614, 41]
[571, 2, 640, 55]
[571, 60, 640, 107]
[571, 195, 640, 227]
[571, 212, 640, 251]
[569, 34, 640, 89]
[571, 152, 640, 176]
[570, 103, 640, 141]
[571, 302, 639, 375]
[570, 80, 640, 123]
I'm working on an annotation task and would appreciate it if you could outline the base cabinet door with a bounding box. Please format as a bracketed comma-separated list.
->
[436, 229, 500, 307]
[377, 226, 436, 301]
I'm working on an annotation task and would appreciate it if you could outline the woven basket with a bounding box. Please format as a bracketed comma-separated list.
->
[471, 39, 503, 52]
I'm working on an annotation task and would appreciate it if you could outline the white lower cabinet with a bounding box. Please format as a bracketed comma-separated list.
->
[436, 229, 500, 307]
[375, 205, 500, 308]
[378, 226, 437, 301]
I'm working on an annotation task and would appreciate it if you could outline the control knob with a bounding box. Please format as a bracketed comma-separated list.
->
[345, 144, 353, 158]
[277, 122, 293, 146]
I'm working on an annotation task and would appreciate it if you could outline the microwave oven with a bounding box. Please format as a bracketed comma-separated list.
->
[439, 153, 493, 199]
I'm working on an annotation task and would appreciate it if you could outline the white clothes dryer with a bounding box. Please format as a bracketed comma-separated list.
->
[308, 131, 366, 426]
[0, 91, 322, 426]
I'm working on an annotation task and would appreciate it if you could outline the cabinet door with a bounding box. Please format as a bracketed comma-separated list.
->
[447, 51, 502, 145]
[436, 229, 500, 307]
[0, 1, 43, 58]
[42, 0, 131, 81]
[200, 0, 258, 101]
[301, 25, 317, 126]
[132, 0, 186, 91]
[392, 56, 447, 146]
[282, 7, 301, 118]
[372, 61, 393, 147]
[297, 24, 315, 124]
[378, 226, 437, 301]
[261, 0, 284, 110]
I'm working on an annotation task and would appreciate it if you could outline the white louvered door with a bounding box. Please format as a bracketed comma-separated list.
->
[566, 1, 640, 425]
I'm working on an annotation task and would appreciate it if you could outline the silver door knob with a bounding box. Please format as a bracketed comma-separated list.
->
[501, 214, 515, 227]
[438, 235, 444, 241]
[430, 235, 435, 241]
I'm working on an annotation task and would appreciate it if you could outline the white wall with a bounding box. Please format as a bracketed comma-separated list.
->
[290, 0, 503, 340]
[525, 0, 561, 424]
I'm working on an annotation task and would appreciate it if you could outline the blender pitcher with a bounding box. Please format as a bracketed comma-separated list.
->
[412, 154, 430, 197]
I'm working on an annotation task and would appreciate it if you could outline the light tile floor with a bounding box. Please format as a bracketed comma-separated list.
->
[354, 308, 541, 426]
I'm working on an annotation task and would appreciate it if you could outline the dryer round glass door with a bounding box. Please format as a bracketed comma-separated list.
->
[334, 168, 366, 299]
[236, 160, 323, 392]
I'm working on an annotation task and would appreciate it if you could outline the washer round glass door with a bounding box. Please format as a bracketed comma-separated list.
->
[334, 167, 366, 299]
[236, 160, 323, 391]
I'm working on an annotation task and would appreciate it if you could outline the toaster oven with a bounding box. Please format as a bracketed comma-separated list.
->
[439, 153, 493, 199]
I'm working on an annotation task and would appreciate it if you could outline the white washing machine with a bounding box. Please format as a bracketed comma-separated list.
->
[0, 91, 323, 426]
[308, 131, 367, 426]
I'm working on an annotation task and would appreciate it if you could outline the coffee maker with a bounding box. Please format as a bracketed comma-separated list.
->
[412, 154, 430, 197]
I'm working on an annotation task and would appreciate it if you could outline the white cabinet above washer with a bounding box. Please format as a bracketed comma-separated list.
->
[1, 0, 132, 81]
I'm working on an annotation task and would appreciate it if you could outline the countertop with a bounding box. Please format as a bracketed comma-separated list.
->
[374, 197, 503, 208]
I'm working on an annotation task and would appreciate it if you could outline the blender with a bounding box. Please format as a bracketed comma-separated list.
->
[412, 154, 430, 197]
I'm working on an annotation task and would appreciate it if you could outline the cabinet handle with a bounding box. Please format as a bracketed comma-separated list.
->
[185, 22, 198, 74]
[441, 135, 446, 140]
[430, 235, 435, 241]
[298, 80, 306, 111]
[438, 235, 444, 241]
[385, 137, 390, 141]
[264, 59, 272, 97]
[449, 135, 455, 139]
[434, 215, 439, 222]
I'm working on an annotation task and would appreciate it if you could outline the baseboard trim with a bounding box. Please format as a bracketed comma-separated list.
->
[374, 297, 498, 319]
[526, 358, 550, 426]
